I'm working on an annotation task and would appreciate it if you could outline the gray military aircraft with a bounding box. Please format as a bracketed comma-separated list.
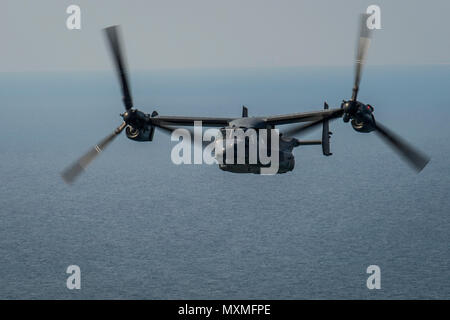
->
[62, 14, 430, 184]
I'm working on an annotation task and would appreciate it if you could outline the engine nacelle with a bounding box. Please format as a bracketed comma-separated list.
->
[351, 119, 375, 133]
[343, 102, 376, 133]
[125, 125, 155, 141]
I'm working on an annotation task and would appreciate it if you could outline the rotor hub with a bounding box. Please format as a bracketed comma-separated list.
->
[121, 108, 149, 127]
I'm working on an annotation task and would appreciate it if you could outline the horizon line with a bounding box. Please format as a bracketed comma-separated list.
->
[1, 63, 450, 74]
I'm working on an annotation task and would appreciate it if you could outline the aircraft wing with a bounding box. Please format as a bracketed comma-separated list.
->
[151, 108, 343, 127]
[151, 115, 234, 127]
[264, 108, 342, 126]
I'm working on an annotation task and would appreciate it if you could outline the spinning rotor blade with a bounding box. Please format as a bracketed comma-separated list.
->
[61, 122, 127, 184]
[352, 14, 372, 101]
[104, 26, 133, 110]
[375, 122, 430, 172]
[281, 109, 343, 138]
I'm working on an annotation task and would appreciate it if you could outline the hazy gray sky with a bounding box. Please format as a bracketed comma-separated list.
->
[2, 0, 449, 71]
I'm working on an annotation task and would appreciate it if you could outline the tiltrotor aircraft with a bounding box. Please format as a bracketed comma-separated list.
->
[62, 14, 429, 183]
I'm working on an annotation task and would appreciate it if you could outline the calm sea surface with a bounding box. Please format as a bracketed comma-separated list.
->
[0, 66, 449, 299]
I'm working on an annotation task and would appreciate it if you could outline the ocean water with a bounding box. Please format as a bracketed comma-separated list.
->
[0, 66, 449, 299]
